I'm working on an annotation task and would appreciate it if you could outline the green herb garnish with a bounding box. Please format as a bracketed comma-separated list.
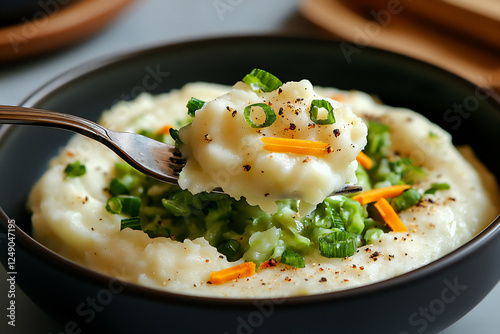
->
[244, 103, 276, 128]
[308, 99, 335, 125]
[64, 161, 86, 178]
[242, 68, 282, 92]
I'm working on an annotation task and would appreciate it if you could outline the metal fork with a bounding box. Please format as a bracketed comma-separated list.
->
[0, 105, 362, 195]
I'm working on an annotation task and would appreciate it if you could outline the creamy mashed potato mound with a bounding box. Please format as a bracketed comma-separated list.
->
[178, 80, 367, 214]
[29, 82, 499, 298]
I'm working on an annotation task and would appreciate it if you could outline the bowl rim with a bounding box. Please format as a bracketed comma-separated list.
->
[1, 34, 499, 308]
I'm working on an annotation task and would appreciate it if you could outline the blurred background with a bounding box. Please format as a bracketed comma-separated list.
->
[1, 0, 499, 333]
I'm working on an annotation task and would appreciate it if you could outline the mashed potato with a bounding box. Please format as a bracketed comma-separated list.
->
[178, 79, 367, 215]
[28, 82, 499, 298]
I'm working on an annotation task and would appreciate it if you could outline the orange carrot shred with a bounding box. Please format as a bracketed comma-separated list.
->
[356, 151, 373, 170]
[374, 198, 407, 232]
[158, 125, 173, 135]
[260, 137, 330, 157]
[352, 184, 411, 206]
[209, 262, 256, 285]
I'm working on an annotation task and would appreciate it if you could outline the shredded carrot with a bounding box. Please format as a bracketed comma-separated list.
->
[209, 262, 256, 285]
[158, 125, 173, 135]
[374, 198, 407, 232]
[260, 137, 330, 157]
[356, 151, 373, 170]
[352, 184, 411, 205]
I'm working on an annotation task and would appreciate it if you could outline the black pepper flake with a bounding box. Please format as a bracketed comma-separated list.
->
[326, 146, 333, 154]
[264, 193, 270, 197]
[319, 277, 327, 283]
[370, 251, 381, 261]
[333, 129, 340, 137]
[232, 110, 237, 117]
[289, 123, 296, 130]
[204, 134, 213, 143]
[243, 164, 251, 171]
[278, 88, 283, 94]
[278, 107, 284, 116]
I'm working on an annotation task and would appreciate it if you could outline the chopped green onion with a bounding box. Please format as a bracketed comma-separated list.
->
[217, 239, 241, 262]
[244, 103, 276, 128]
[143, 221, 171, 238]
[120, 217, 141, 231]
[186, 97, 206, 117]
[280, 249, 305, 268]
[364, 228, 384, 244]
[161, 198, 191, 216]
[64, 161, 86, 177]
[308, 99, 335, 125]
[106, 197, 122, 214]
[169, 128, 182, 147]
[365, 121, 390, 157]
[424, 183, 450, 195]
[391, 188, 422, 212]
[242, 68, 282, 92]
[106, 195, 141, 216]
[109, 175, 136, 196]
[319, 231, 357, 258]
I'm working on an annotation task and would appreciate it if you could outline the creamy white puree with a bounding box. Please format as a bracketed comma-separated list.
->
[29, 83, 499, 298]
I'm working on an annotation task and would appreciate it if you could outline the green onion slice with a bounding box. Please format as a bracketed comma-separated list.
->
[244, 103, 276, 128]
[64, 161, 86, 177]
[186, 97, 206, 117]
[242, 68, 282, 92]
[319, 231, 357, 258]
[106, 195, 141, 216]
[309, 99, 335, 125]
[280, 249, 305, 268]
[391, 188, 422, 212]
[217, 239, 241, 262]
[424, 183, 450, 195]
[120, 217, 141, 231]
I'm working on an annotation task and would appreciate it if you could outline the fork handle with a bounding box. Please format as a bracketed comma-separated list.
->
[0, 105, 112, 144]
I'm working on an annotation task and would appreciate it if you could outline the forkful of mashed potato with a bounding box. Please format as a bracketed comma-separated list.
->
[176, 69, 367, 215]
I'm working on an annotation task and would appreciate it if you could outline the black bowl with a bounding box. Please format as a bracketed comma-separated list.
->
[1, 35, 499, 334]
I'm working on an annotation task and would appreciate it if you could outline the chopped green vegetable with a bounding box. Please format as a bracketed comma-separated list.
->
[364, 228, 384, 244]
[308, 99, 335, 125]
[424, 183, 450, 195]
[106, 195, 141, 216]
[242, 68, 282, 92]
[319, 231, 358, 258]
[64, 161, 86, 177]
[120, 217, 141, 231]
[244, 103, 276, 128]
[218, 239, 241, 262]
[280, 249, 305, 268]
[365, 121, 390, 158]
[186, 97, 206, 117]
[391, 188, 422, 212]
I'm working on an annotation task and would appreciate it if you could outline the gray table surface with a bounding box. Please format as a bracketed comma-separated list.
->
[0, 0, 498, 333]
